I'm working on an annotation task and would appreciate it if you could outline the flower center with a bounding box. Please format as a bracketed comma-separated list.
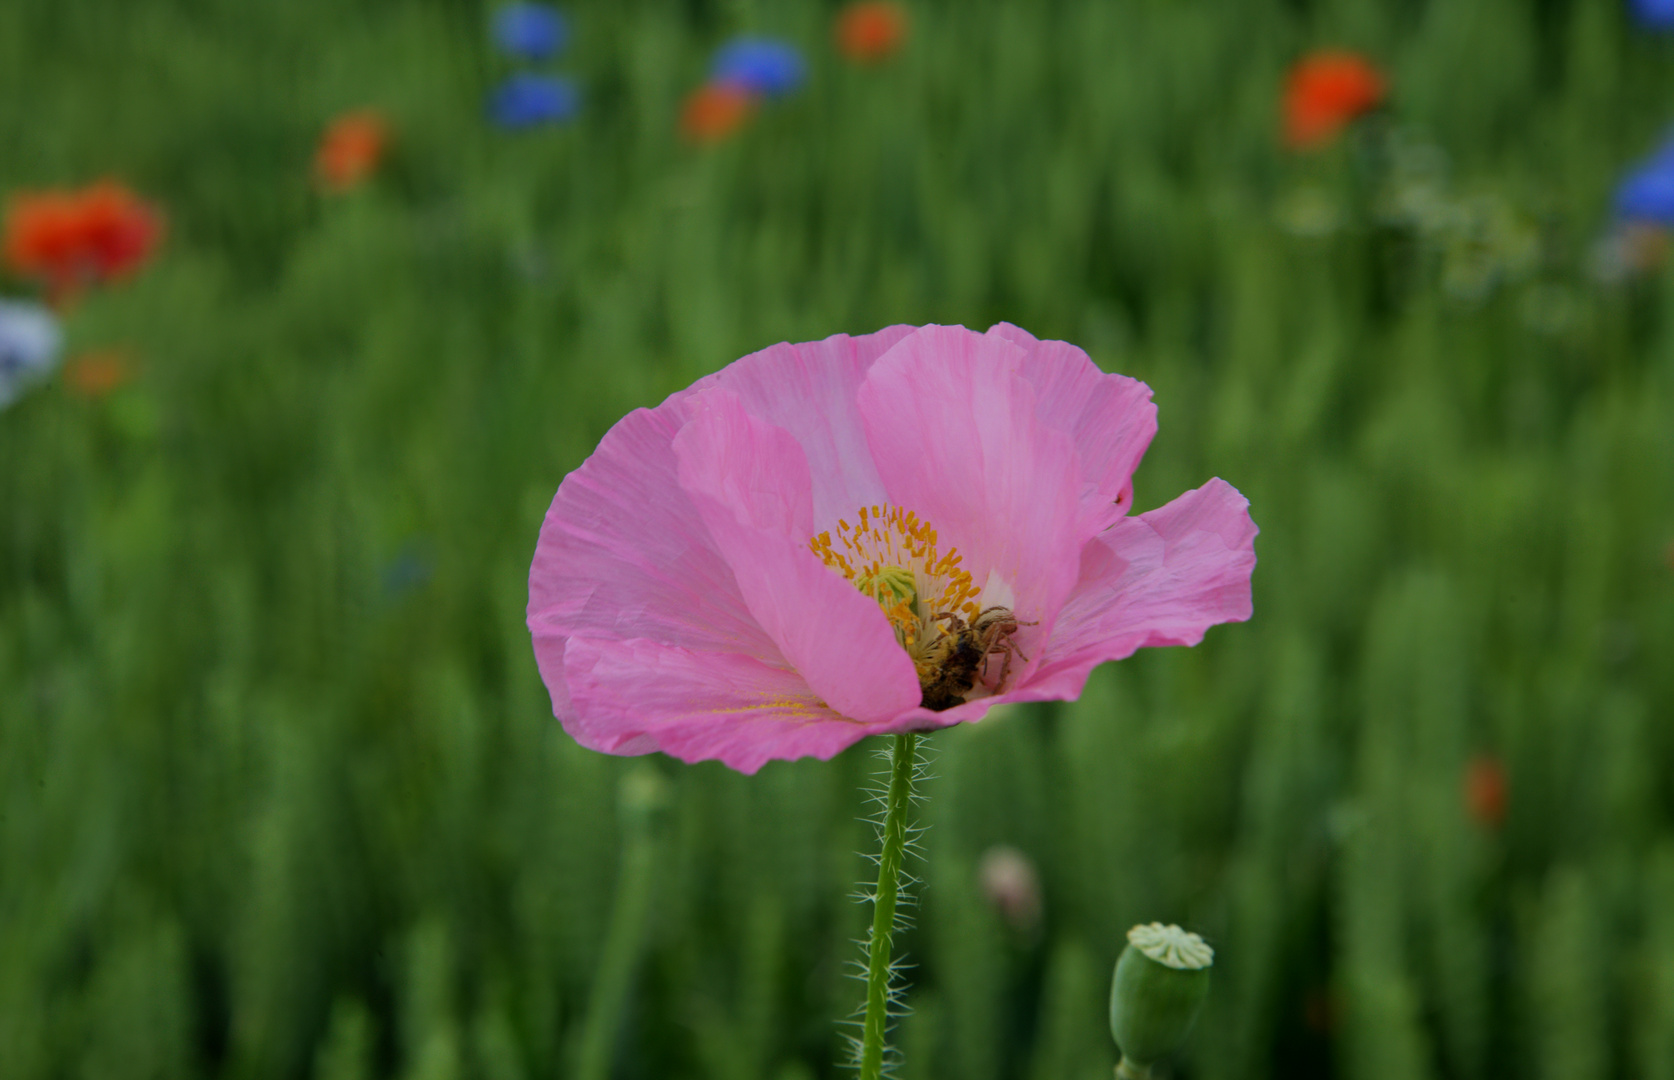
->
[809, 505, 1022, 710]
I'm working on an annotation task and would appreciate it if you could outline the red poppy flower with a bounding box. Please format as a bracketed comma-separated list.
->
[1463, 755, 1508, 829]
[314, 110, 389, 192]
[4, 181, 163, 301]
[836, 1, 907, 64]
[679, 82, 757, 144]
[1283, 51, 1387, 150]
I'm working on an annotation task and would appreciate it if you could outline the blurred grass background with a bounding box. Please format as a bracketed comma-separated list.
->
[3, 0, 1674, 1078]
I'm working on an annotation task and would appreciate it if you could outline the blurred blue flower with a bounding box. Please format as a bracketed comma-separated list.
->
[1629, 0, 1674, 29]
[711, 37, 805, 98]
[0, 298, 62, 411]
[488, 74, 581, 129]
[492, 3, 568, 61]
[382, 540, 434, 599]
[1615, 132, 1674, 225]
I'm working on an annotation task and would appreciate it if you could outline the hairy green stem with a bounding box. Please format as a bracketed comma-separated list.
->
[860, 731, 918, 1080]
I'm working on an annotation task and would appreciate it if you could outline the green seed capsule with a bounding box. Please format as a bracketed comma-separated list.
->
[1108, 923, 1213, 1078]
[854, 563, 918, 612]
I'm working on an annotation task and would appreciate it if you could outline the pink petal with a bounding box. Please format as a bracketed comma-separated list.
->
[531, 634, 576, 727]
[856, 325, 1089, 672]
[564, 637, 877, 773]
[688, 325, 917, 527]
[531, 321, 1257, 772]
[529, 327, 915, 725]
[875, 695, 1015, 733]
[673, 389, 923, 724]
[526, 405, 771, 652]
[1024, 478, 1258, 701]
[527, 404, 780, 725]
[986, 322, 1158, 527]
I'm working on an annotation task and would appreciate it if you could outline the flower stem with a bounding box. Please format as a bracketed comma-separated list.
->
[575, 767, 664, 1080]
[860, 730, 918, 1080]
[1116, 1059, 1156, 1080]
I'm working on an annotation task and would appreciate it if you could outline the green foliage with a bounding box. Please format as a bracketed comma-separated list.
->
[3, 0, 1673, 1078]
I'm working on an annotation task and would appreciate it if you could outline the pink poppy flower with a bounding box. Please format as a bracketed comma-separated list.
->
[527, 323, 1257, 773]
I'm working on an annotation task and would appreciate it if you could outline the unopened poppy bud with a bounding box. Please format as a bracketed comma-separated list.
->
[1109, 923, 1212, 1079]
[978, 844, 1042, 935]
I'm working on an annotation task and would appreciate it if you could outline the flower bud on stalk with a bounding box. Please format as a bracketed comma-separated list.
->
[1109, 923, 1212, 1080]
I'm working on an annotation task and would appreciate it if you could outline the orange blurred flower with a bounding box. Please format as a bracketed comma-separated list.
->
[680, 83, 757, 144]
[1283, 51, 1387, 150]
[314, 109, 389, 192]
[1620, 222, 1669, 273]
[1463, 755, 1508, 829]
[836, 1, 908, 64]
[63, 348, 134, 398]
[4, 181, 164, 301]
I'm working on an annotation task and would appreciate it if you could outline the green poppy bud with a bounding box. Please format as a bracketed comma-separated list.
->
[1108, 923, 1213, 1079]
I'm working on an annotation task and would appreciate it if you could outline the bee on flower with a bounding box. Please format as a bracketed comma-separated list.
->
[528, 324, 1257, 1080]
[527, 323, 1257, 773]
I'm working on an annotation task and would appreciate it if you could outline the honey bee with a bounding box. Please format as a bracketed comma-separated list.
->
[918, 606, 1032, 711]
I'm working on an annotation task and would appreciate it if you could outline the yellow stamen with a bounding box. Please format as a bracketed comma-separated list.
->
[808, 504, 982, 634]
[810, 505, 1004, 707]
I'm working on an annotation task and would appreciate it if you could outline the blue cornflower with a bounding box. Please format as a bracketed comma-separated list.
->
[0, 298, 62, 410]
[488, 74, 581, 129]
[1629, 0, 1674, 29]
[492, 3, 569, 60]
[1615, 132, 1674, 225]
[711, 37, 805, 98]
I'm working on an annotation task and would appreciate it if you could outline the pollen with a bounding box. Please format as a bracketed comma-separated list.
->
[809, 505, 1016, 710]
[809, 504, 980, 645]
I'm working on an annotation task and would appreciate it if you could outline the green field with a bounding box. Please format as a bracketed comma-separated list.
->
[4, 1, 1674, 1078]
